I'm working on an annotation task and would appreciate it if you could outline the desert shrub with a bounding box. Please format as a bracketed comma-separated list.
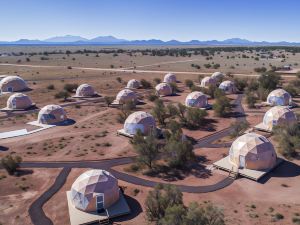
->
[47, 84, 55, 90]
[64, 83, 78, 93]
[55, 91, 70, 101]
[169, 82, 179, 94]
[1, 155, 22, 175]
[116, 77, 122, 83]
[147, 93, 158, 102]
[104, 96, 114, 106]
[234, 78, 248, 91]
[284, 85, 298, 97]
[153, 78, 161, 84]
[185, 79, 194, 89]
[254, 67, 267, 73]
[116, 101, 136, 123]
[140, 79, 152, 89]
[152, 99, 169, 126]
[67, 66, 72, 69]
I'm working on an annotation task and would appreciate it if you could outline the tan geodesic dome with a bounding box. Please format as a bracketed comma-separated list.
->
[70, 170, 120, 212]
[0, 76, 28, 92]
[267, 89, 292, 106]
[124, 111, 156, 135]
[229, 133, 277, 170]
[211, 72, 224, 81]
[200, 76, 217, 87]
[155, 83, 172, 96]
[37, 104, 67, 124]
[126, 79, 140, 89]
[6, 93, 33, 110]
[75, 84, 95, 97]
[163, 73, 176, 83]
[115, 89, 137, 104]
[262, 106, 297, 131]
[185, 91, 208, 108]
[219, 80, 237, 94]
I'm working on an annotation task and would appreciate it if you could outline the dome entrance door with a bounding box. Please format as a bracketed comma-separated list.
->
[96, 194, 105, 213]
[239, 155, 245, 169]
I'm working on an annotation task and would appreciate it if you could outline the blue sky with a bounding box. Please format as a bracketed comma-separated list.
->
[1, 0, 300, 42]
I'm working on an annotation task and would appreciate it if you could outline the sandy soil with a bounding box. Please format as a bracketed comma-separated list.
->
[0, 168, 61, 225]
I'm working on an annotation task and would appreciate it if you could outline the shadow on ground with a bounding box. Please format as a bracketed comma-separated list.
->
[111, 195, 143, 224]
[144, 156, 212, 182]
[0, 146, 9, 151]
[259, 160, 300, 184]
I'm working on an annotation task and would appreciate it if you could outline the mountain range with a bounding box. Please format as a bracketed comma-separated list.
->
[1, 35, 300, 46]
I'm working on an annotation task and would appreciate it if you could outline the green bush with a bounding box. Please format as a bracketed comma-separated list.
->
[1, 155, 22, 175]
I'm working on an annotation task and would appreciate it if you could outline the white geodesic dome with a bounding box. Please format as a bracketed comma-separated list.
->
[126, 79, 140, 89]
[75, 84, 95, 97]
[267, 89, 292, 106]
[124, 111, 156, 135]
[163, 73, 177, 83]
[0, 76, 28, 93]
[37, 104, 67, 124]
[229, 133, 277, 170]
[155, 83, 172, 96]
[211, 72, 224, 81]
[219, 80, 236, 94]
[70, 170, 120, 212]
[115, 89, 137, 104]
[262, 106, 297, 131]
[6, 93, 33, 110]
[200, 76, 217, 88]
[185, 91, 208, 108]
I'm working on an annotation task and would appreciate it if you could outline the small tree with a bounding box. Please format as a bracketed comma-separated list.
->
[185, 108, 207, 129]
[246, 92, 257, 108]
[213, 96, 231, 117]
[104, 96, 114, 107]
[230, 121, 249, 138]
[64, 83, 78, 93]
[117, 101, 136, 123]
[160, 204, 186, 225]
[152, 99, 169, 126]
[1, 155, 22, 175]
[131, 130, 159, 169]
[116, 77, 122, 83]
[177, 103, 187, 124]
[258, 72, 281, 91]
[140, 79, 152, 89]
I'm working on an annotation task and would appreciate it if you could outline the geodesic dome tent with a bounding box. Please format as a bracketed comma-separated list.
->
[70, 170, 120, 212]
[211, 72, 224, 81]
[200, 76, 217, 88]
[0, 76, 28, 93]
[124, 111, 156, 135]
[126, 79, 140, 89]
[267, 89, 292, 106]
[75, 84, 95, 97]
[155, 83, 172, 96]
[6, 93, 33, 110]
[115, 89, 137, 104]
[219, 80, 237, 94]
[37, 104, 67, 124]
[163, 73, 177, 83]
[185, 91, 208, 108]
[229, 133, 277, 170]
[262, 106, 297, 131]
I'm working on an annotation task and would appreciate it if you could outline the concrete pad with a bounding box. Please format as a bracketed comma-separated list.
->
[71, 93, 101, 99]
[0, 104, 37, 112]
[117, 129, 134, 138]
[67, 190, 130, 225]
[0, 129, 28, 139]
[27, 120, 56, 129]
[213, 156, 283, 181]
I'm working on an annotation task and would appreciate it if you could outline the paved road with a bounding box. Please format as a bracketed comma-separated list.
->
[17, 94, 246, 225]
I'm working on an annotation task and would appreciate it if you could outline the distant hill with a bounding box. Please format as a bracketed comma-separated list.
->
[1, 35, 300, 46]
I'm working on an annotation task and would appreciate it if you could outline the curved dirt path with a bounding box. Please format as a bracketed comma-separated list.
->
[1, 63, 297, 78]
[19, 94, 246, 225]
